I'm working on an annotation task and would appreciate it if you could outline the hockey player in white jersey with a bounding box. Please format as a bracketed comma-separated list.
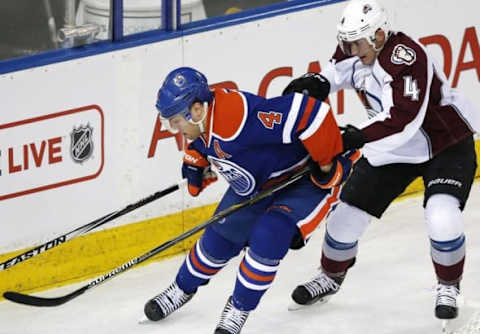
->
[283, 0, 479, 324]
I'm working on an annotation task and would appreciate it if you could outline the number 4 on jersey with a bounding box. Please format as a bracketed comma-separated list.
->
[403, 75, 420, 101]
[257, 111, 282, 129]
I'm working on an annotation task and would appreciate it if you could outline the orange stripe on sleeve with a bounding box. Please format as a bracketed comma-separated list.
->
[302, 111, 343, 166]
[296, 97, 316, 133]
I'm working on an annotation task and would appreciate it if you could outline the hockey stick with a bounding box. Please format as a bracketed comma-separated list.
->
[0, 182, 184, 272]
[3, 166, 309, 307]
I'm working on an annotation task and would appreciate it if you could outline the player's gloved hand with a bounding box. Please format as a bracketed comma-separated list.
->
[341, 124, 366, 152]
[309, 150, 361, 189]
[182, 147, 218, 197]
[282, 73, 331, 101]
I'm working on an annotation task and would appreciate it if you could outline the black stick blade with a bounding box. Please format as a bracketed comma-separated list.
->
[3, 287, 86, 307]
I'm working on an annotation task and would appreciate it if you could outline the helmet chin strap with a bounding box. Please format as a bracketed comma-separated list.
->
[369, 29, 390, 53]
[191, 101, 208, 133]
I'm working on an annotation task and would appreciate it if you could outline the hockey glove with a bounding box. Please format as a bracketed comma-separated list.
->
[282, 73, 331, 101]
[309, 150, 361, 189]
[182, 147, 218, 197]
[341, 124, 366, 152]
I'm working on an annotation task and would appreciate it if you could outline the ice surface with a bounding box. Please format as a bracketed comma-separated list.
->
[1, 183, 480, 334]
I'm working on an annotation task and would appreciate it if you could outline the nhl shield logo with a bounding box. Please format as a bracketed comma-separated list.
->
[70, 125, 93, 163]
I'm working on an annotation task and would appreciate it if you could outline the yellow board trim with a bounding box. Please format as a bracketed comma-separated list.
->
[1, 140, 479, 299]
[0, 203, 217, 298]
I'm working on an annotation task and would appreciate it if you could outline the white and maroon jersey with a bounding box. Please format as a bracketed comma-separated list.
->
[321, 31, 479, 166]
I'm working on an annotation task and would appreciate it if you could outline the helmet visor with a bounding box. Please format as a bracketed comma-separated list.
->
[159, 109, 192, 134]
[337, 34, 371, 57]
[337, 34, 355, 56]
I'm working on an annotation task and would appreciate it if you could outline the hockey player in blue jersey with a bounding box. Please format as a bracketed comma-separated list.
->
[143, 67, 360, 333]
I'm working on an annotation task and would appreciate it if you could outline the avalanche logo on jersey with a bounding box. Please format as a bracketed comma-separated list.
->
[209, 157, 256, 196]
[391, 44, 416, 66]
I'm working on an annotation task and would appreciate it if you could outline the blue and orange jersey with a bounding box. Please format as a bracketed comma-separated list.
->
[190, 88, 343, 197]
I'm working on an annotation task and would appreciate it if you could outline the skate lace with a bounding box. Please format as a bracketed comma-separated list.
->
[153, 283, 191, 316]
[304, 272, 340, 298]
[218, 299, 249, 334]
[436, 284, 459, 307]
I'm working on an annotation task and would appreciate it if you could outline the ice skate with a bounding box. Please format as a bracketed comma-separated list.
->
[214, 296, 250, 334]
[436, 283, 460, 320]
[143, 282, 195, 321]
[288, 270, 345, 311]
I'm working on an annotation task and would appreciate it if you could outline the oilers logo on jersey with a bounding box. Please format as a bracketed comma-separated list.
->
[209, 157, 256, 196]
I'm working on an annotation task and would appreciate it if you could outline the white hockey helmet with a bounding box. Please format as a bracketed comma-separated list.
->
[337, 0, 390, 53]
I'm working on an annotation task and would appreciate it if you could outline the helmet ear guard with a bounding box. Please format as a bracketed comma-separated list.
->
[337, 0, 390, 54]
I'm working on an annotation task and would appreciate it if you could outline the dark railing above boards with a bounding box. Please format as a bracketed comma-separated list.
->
[0, 0, 346, 75]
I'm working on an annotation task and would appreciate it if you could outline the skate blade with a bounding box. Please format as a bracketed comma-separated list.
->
[441, 320, 452, 334]
[288, 296, 331, 311]
[138, 315, 153, 325]
[438, 303, 480, 334]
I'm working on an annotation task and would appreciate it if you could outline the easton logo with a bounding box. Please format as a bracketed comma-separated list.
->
[0, 236, 66, 270]
[391, 44, 417, 66]
[70, 124, 94, 163]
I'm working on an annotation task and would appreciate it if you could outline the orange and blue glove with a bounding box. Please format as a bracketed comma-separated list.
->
[309, 149, 361, 189]
[182, 147, 217, 197]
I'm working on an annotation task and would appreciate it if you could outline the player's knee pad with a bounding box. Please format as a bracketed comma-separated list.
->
[326, 202, 371, 244]
[248, 210, 297, 260]
[424, 194, 464, 241]
[201, 226, 244, 261]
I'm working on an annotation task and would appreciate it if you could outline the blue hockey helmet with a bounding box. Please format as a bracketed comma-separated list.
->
[156, 67, 213, 120]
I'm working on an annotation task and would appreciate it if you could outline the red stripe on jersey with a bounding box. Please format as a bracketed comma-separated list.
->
[299, 186, 340, 239]
[296, 97, 316, 133]
[302, 111, 343, 166]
